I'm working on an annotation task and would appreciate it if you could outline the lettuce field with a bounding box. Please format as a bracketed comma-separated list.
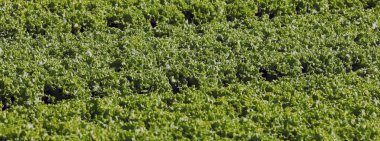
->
[0, 0, 380, 140]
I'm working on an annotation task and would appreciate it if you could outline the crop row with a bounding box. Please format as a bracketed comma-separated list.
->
[1, 0, 379, 38]
[1, 8, 379, 107]
[0, 0, 380, 140]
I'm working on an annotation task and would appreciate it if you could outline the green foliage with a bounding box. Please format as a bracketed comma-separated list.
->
[0, 0, 380, 140]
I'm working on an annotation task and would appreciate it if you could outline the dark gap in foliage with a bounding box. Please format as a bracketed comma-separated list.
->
[235, 72, 250, 83]
[88, 81, 106, 98]
[226, 15, 235, 22]
[255, 10, 263, 18]
[121, 124, 134, 131]
[351, 62, 365, 72]
[136, 86, 153, 94]
[216, 131, 234, 138]
[186, 77, 200, 89]
[90, 113, 96, 120]
[107, 21, 120, 28]
[90, 91, 105, 98]
[169, 80, 181, 94]
[306, 117, 319, 129]
[153, 29, 170, 38]
[249, 136, 261, 141]
[156, 60, 165, 67]
[227, 133, 234, 138]
[1, 104, 7, 111]
[71, 24, 77, 35]
[41, 96, 51, 104]
[280, 130, 298, 140]
[1, 99, 9, 111]
[208, 89, 228, 99]
[89, 99, 102, 120]
[43, 84, 74, 104]
[2, 96, 15, 111]
[71, 23, 85, 35]
[238, 107, 249, 117]
[220, 67, 236, 86]
[125, 76, 155, 94]
[106, 18, 124, 30]
[144, 121, 151, 130]
[296, 4, 301, 14]
[216, 35, 224, 43]
[231, 23, 242, 29]
[354, 36, 360, 43]
[63, 48, 76, 58]
[184, 134, 194, 140]
[150, 20, 157, 28]
[16, 67, 24, 74]
[356, 71, 367, 77]
[277, 47, 286, 52]
[43, 84, 63, 104]
[354, 33, 364, 45]
[166, 71, 199, 94]
[235, 63, 256, 83]
[221, 79, 231, 87]
[110, 59, 123, 72]
[312, 95, 319, 101]
[364, 1, 376, 9]
[301, 63, 308, 74]
[313, 3, 322, 11]
[211, 122, 218, 130]
[182, 10, 197, 25]
[25, 24, 32, 33]
[292, 131, 298, 138]
[196, 27, 205, 35]
[163, 98, 174, 107]
[86, 3, 97, 11]
[352, 107, 362, 116]
[344, 1, 354, 8]
[47, 2, 57, 13]
[269, 12, 276, 19]
[259, 68, 279, 82]
[10, 96, 15, 104]
[80, 26, 85, 33]
[281, 102, 291, 109]
[262, 95, 270, 101]
[300, 86, 310, 92]
[110, 0, 118, 7]
[0, 30, 15, 38]
[25, 24, 46, 38]
[311, 102, 318, 108]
